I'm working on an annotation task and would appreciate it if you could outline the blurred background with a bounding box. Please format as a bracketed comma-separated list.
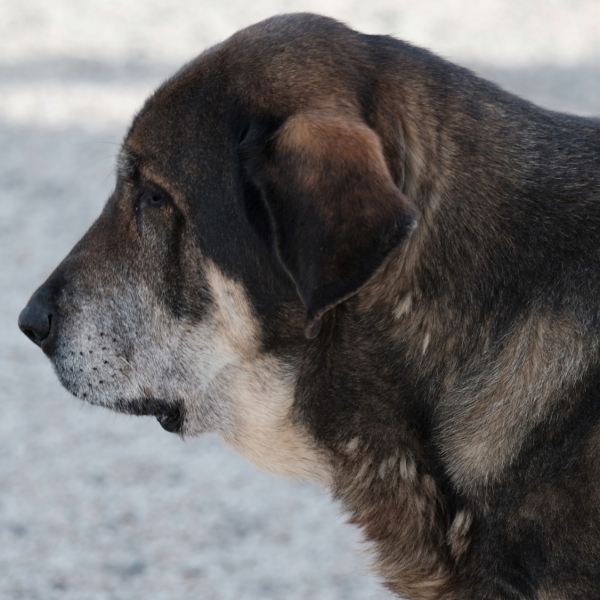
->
[1, 1, 599, 599]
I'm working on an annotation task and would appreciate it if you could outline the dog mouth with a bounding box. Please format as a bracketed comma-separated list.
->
[154, 404, 185, 433]
[114, 398, 185, 433]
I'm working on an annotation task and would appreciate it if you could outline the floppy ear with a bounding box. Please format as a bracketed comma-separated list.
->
[243, 110, 419, 339]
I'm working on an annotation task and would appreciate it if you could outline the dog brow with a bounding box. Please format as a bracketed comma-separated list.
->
[116, 149, 139, 181]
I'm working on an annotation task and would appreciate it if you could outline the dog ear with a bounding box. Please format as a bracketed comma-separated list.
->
[242, 110, 418, 339]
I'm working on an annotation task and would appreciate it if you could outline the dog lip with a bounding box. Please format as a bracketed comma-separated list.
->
[154, 404, 185, 433]
[40, 335, 56, 357]
[115, 398, 184, 433]
[39, 321, 59, 357]
[143, 400, 184, 433]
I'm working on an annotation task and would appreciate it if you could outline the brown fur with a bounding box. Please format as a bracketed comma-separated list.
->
[332, 439, 459, 598]
[18, 14, 600, 599]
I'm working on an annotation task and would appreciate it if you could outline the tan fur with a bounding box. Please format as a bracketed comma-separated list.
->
[21, 15, 600, 598]
[203, 263, 331, 485]
[362, 254, 595, 494]
[278, 111, 388, 178]
[438, 313, 595, 490]
[275, 110, 406, 222]
[225, 357, 331, 484]
[446, 510, 473, 561]
[333, 439, 457, 600]
[394, 293, 413, 319]
[422, 332, 431, 355]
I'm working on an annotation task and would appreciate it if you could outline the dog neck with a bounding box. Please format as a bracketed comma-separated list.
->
[301, 57, 600, 597]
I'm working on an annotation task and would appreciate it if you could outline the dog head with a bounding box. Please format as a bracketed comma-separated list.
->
[18, 14, 418, 479]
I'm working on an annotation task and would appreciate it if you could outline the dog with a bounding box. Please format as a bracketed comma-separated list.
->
[17, 13, 600, 599]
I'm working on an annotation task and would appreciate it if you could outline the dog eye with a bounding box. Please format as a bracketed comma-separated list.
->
[140, 190, 167, 208]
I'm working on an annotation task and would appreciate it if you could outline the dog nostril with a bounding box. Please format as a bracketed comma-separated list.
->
[18, 303, 53, 348]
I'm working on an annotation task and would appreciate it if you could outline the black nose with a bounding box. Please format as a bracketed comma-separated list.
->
[18, 292, 54, 347]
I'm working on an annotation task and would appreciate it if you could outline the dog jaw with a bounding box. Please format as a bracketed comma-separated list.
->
[202, 262, 331, 485]
[49, 254, 330, 485]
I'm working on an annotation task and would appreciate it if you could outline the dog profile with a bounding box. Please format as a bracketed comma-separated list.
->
[18, 13, 600, 599]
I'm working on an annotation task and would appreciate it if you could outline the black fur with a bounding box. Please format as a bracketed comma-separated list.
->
[19, 14, 600, 599]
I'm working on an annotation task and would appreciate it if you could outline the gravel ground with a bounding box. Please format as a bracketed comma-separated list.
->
[1, 2, 599, 599]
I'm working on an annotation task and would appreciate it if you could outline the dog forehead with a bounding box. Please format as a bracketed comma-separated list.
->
[219, 14, 366, 107]
[120, 13, 373, 215]
[128, 14, 366, 146]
